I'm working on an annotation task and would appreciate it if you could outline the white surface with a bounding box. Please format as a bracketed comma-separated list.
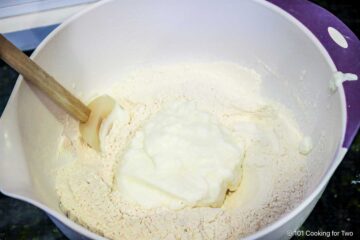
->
[0, 3, 95, 33]
[0, 0, 348, 239]
[328, 27, 349, 48]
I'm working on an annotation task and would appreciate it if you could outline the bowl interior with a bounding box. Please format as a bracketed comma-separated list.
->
[0, 0, 344, 237]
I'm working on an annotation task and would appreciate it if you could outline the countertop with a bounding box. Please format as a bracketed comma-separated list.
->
[0, 0, 359, 239]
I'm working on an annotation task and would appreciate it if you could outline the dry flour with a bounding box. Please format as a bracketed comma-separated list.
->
[56, 62, 308, 239]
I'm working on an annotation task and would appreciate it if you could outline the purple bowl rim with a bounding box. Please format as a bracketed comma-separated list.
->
[267, 0, 360, 149]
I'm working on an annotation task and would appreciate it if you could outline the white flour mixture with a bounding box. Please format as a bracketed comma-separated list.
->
[56, 62, 308, 239]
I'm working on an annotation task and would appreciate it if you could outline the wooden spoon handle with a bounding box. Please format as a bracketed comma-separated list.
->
[0, 34, 90, 123]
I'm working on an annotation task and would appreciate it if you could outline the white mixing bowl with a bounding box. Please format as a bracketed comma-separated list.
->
[1, 0, 360, 239]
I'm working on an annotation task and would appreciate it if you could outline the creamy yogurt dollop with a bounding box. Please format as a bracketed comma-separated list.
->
[116, 101, 244, 209]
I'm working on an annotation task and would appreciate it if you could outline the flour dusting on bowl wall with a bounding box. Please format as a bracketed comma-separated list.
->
[0, 0, 360, 240]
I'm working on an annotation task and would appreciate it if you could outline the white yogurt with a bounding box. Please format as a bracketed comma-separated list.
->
[116, 101, 244, 209]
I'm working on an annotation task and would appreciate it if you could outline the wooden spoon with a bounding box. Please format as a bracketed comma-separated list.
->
[0, 34, 113, 151]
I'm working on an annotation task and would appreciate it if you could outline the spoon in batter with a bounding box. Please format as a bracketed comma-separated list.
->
[0, 34, 113, 151]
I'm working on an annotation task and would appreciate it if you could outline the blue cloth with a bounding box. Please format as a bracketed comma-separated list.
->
[3, 24, 59, 51]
